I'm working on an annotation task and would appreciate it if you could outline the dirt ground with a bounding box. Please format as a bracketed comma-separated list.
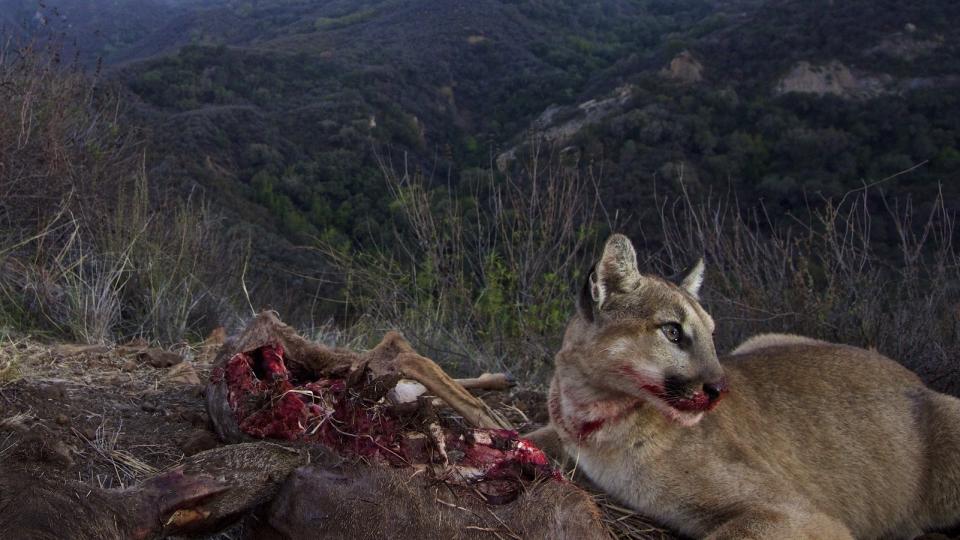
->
[0, 337, 675, 539]
[0, 339, 214, 489]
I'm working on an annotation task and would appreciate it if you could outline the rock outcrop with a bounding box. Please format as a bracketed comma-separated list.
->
[775, 61, 891, 99]
[496, 85, 635, 171]
[661, 51, 704, 84]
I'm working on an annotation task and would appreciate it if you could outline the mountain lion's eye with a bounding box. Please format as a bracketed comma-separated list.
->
[661, 323, 683, 344]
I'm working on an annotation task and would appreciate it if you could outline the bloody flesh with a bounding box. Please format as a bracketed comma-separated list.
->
[211, 344, 560, 496]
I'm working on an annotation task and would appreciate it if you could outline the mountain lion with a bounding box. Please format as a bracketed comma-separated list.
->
[526, 234, 960, 539]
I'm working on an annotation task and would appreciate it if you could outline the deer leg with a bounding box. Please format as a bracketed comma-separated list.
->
[394, 352, 513, 430]
[456, 372, 514, 391]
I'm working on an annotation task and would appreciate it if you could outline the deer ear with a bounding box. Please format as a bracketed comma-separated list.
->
[590, 234, 642, 309]
[681, 258, 705, 299]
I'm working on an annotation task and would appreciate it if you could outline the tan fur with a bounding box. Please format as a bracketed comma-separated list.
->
[254, 462, 608, 539]
[529, 234, 960, 539]
[731, 333, 825, 355]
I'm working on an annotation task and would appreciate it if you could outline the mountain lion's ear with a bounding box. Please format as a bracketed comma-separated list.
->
[590, 234, 642, 309]
[681, 258, 705, 299]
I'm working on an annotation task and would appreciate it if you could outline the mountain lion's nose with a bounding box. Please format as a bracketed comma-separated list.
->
[703, 380, 727, 402]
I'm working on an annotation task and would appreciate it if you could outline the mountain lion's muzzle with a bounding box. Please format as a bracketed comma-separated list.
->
[662, 374, 729, 412]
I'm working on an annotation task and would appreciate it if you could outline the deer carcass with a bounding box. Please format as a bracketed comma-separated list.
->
[206, 312, 608, 539]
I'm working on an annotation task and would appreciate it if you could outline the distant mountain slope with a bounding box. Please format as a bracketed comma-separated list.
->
[104, 0, 726, 245]
[506, 0, 960, 233]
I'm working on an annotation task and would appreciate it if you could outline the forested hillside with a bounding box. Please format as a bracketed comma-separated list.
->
[8, 0, 956, 247]
[104, 0, 723, 244]
[534, 0, 960, 248]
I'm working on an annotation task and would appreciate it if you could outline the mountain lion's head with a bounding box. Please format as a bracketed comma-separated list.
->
[559, 234, 727, 427]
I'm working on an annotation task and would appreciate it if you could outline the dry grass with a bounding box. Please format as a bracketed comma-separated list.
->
[0, 411, 34, 432]
[73, 419, 158, 489]
[0, 412, 33, 461]
[0, 39, 246, 345]
[0, 360, 22, 384]
[0, 339, 23, 385]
